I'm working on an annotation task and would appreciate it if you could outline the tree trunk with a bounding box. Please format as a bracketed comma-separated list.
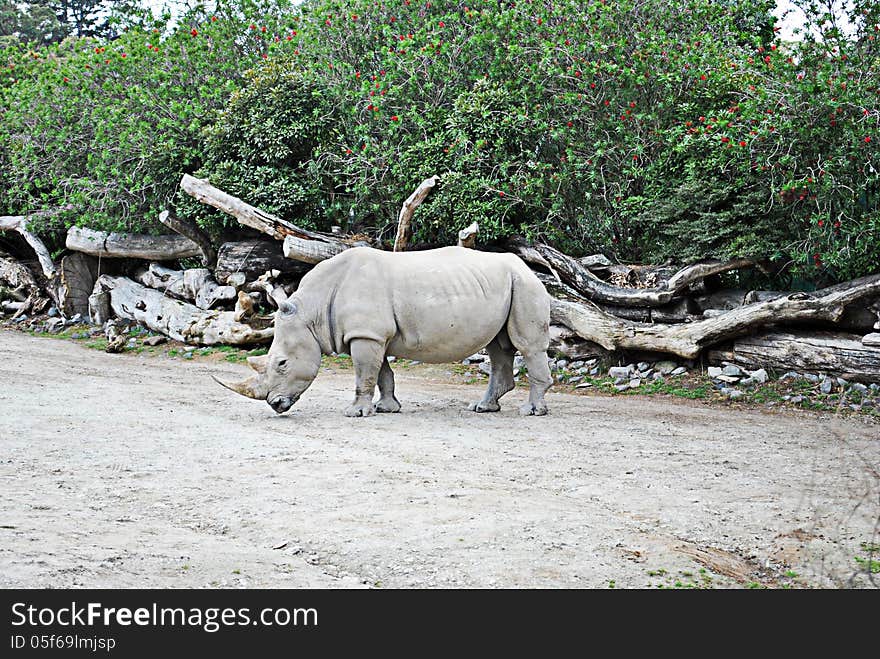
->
[58, 252, 98, 317]
[551, 274, 880, 359]
[214, 240, 312, 283]
[157, 209, 217, 267]
[393, 175, 440, 252]
[96, 275, 273, 346]
[66, 226, 202, 260]
[707, 331, 880, 384]
[511, 239, 763, 308]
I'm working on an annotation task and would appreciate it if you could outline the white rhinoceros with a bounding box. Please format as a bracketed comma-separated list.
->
[215, 246, 552, 417]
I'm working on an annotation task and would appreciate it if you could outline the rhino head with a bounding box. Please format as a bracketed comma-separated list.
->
[214, 300, 321, 414]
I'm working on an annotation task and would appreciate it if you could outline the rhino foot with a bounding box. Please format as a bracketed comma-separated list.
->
[375, 397, 401, 413]
[344, 402, 376, 417]
[468, 401, 501, 413]
[519, 402, 548, 416]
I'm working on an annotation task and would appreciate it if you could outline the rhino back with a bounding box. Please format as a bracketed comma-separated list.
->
[315, 247, 530, 361]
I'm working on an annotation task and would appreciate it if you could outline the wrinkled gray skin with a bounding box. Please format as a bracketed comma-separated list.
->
[218, 246, 552, 417]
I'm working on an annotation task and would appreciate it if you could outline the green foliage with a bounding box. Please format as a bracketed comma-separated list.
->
[0, 0, 877, 280]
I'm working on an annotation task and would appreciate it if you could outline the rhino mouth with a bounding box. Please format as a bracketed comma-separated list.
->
[268, 394, 298, 414]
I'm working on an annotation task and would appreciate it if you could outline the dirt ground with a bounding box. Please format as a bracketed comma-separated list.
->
[1, 330, 878, 589]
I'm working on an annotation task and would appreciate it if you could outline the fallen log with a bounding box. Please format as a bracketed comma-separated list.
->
[66, 226, 202, 260]
[134, 263, 236, 310]
[282, 235, 352, 264]
[0, 214, 57, 279]
[707, 331, 880, 384]
[551, 273, 880, 359]
[214, 240, 311, 282]
[96, 275, 273, 346]
[393, 175, 440, 252]
[179, 174, 354, 256]
[511, 239, 764, 308]
[157, 210, 216, 267]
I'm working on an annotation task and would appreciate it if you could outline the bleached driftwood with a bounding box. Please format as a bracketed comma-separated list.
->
[551, 274, 880, 359]
[708, 331, 880, 384]
[0, 214, 57, 279]
[457, 222, 479, 249]
[393, 175, 440, 252]
[58, 252, 98, 317]
[66, 226, 201, 260]
[511, 239, 764, 308]
[134, 263, 236, 310]
[96, 275, 273, 346]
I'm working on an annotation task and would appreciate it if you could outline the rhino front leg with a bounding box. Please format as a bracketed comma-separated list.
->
[468, 339, 515, 413]
[344, 338, 385, 417]
[375, 357, 401, 413]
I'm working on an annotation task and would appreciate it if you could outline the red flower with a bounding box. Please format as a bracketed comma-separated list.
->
[566, 121, 573, 127]
[391, 115, 399, 122]
[249, 24, 256, 30]
[211, 16, 217, 22]
[191, 28, 198, 36]
[499, 191, 505, 197]
[700, 74, 707, 81]
[261, 26, 267, 32]
[866, 136, 873, 143]
[739, 141, 747, 147]
[721, 136, 729, 143]
[438, 21, 445, 27]
[817, 220, 824, 227]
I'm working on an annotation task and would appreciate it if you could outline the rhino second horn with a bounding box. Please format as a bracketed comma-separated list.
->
[211, 374, 268, 400]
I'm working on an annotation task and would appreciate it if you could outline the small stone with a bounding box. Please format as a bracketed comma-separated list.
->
[707, 366, 723, 378]
[410, 360, 421, 366]
[721, 387, 743, 399]
[466, 353, 486, 364]
[837, 377, 848, 388]
[716, 375, 740, 384]
[576, 367, 589, 375]
[637, 361, 651, 372]
[569, 360, 585, 370]
[513, 355, 525, 370]
[613, 384, 630, 392]
[589, 367, 600, 376]
[780, 371, 801, 381]
[849, 382, 869, 395]
[556, 359, 569, 370]
[746, 368, 768, 384]
[870, 384, 879, 392]
[613, 376, 628, 385]
[584, 359, 599, 368]
[478, 362, 492, 376]
[45, 317, 64, 332]
[143, 335, 167, 347]
[820, 379, 833, 395]
[628, 379, 641, 389]
[47, 306, 58, 317]
[722, 364, 743, 377]
[568, 376, 584, 384]
[670, 366, 687, 376]
[66, 312, 83, 326]
[608, 366, 631, 379]
[652, 372, 664, 381]
[547, 359, 557, 370]
[654, 360, 678, 375]
[575, 382, 593, 389]
[638, 368, 653, 379]
[789, 395, 805, 404]
[387, 356, 395, 362]
[861, 332, 880, 347]
[803, 373, 820, 383]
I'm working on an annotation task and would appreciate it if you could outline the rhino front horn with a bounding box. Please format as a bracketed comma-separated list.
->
[211, 374, 268, 400]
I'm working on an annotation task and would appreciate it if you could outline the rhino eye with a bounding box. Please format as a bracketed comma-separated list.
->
[277, 358, 288, 369]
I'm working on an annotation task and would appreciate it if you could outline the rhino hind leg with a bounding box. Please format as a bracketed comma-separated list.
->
[345, 338, 385, 417]
[374, 357, 401, 413]
[468, 337, 515, 413]
[517, 352, 552, 416]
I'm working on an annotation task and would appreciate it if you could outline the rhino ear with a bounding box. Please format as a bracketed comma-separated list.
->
[278, 300, 298, 316]
[247, 354, 268, 374]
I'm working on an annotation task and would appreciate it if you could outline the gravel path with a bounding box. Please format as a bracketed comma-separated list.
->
[1, 331, 878, 588]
